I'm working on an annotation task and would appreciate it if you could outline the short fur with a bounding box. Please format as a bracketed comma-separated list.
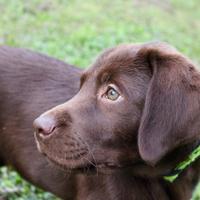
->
[34, 42, 200, 200]
[0, 46, 81, 199]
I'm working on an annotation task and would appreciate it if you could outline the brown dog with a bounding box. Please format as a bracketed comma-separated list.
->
[34, 42, 200, 200]
[0, 46, 81, 199]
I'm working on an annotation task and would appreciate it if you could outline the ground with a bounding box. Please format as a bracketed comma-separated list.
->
[0, 0, 200, 199]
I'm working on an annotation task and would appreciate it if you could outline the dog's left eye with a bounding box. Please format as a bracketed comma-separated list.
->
[105, 87, 120, 101]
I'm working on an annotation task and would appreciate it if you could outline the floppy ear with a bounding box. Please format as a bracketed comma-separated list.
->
[137, 42, 200, 166]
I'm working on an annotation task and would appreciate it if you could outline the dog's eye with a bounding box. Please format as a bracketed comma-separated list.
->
[105, 87, 120, 101]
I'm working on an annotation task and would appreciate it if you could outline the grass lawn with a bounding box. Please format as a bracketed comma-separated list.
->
[0, 0, 200, 199]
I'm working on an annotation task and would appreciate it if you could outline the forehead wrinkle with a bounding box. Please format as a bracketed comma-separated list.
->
[94, 55, 137, 84]
[96, 65, 131, 88]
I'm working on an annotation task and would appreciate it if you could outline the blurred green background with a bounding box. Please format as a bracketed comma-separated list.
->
[0, 0, 200, 199]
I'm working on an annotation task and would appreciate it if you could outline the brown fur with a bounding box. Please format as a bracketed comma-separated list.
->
[0, 46, 81, 199]
[34, 42, 200, 200]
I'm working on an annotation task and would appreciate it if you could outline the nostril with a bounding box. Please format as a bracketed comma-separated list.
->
[38, 127, 55, 135]
[33, 115, 57, 137]
[38, 128, 43, 133]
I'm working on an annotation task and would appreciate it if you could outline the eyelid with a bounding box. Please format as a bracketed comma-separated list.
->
[106, 84, 120, 94]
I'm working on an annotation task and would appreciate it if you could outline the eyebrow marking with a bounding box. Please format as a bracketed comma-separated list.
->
[100, 72, 111, 84]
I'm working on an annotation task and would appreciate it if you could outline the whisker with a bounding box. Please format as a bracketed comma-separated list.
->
[74, 131, 99, 176]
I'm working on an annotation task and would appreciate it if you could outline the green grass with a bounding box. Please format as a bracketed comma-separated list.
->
[0, 167, 58, 200]
[0, 0, 200, 199]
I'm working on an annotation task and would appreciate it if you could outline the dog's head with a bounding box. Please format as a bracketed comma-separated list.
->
[34, 42, 200, 174]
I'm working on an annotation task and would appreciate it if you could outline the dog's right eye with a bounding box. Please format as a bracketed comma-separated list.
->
[105, 86, 120, 101]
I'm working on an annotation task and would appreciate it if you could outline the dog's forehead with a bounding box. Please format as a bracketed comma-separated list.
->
[83, 42, 175, 83]
[95, 44, 141, 68]
[85, 44, 142, 78]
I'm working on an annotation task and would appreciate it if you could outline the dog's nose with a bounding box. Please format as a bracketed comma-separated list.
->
[33, 115, 56, 136]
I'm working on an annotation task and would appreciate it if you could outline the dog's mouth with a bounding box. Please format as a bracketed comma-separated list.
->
[35, 133, 136, 174]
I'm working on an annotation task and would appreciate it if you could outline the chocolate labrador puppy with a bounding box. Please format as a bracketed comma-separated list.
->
[34, 42, 200, 200]
[0, 46, 81, 199]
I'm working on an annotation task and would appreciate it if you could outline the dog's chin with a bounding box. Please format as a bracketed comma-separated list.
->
[47, 156, 98, 174]
[50, 160, 123, 175]
[41, 150, 124, 175]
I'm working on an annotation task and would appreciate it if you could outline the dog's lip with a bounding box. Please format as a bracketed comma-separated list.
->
[45, 153, 125, 173]
[49, 157, 98, 173]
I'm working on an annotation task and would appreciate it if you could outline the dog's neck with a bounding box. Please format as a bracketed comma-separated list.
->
[69, 142, 200, 200]
[75, 172, 168, 200]
[74, 170, 195, 200]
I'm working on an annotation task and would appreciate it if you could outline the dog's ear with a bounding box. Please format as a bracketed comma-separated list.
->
[137, 42, 200, 166]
